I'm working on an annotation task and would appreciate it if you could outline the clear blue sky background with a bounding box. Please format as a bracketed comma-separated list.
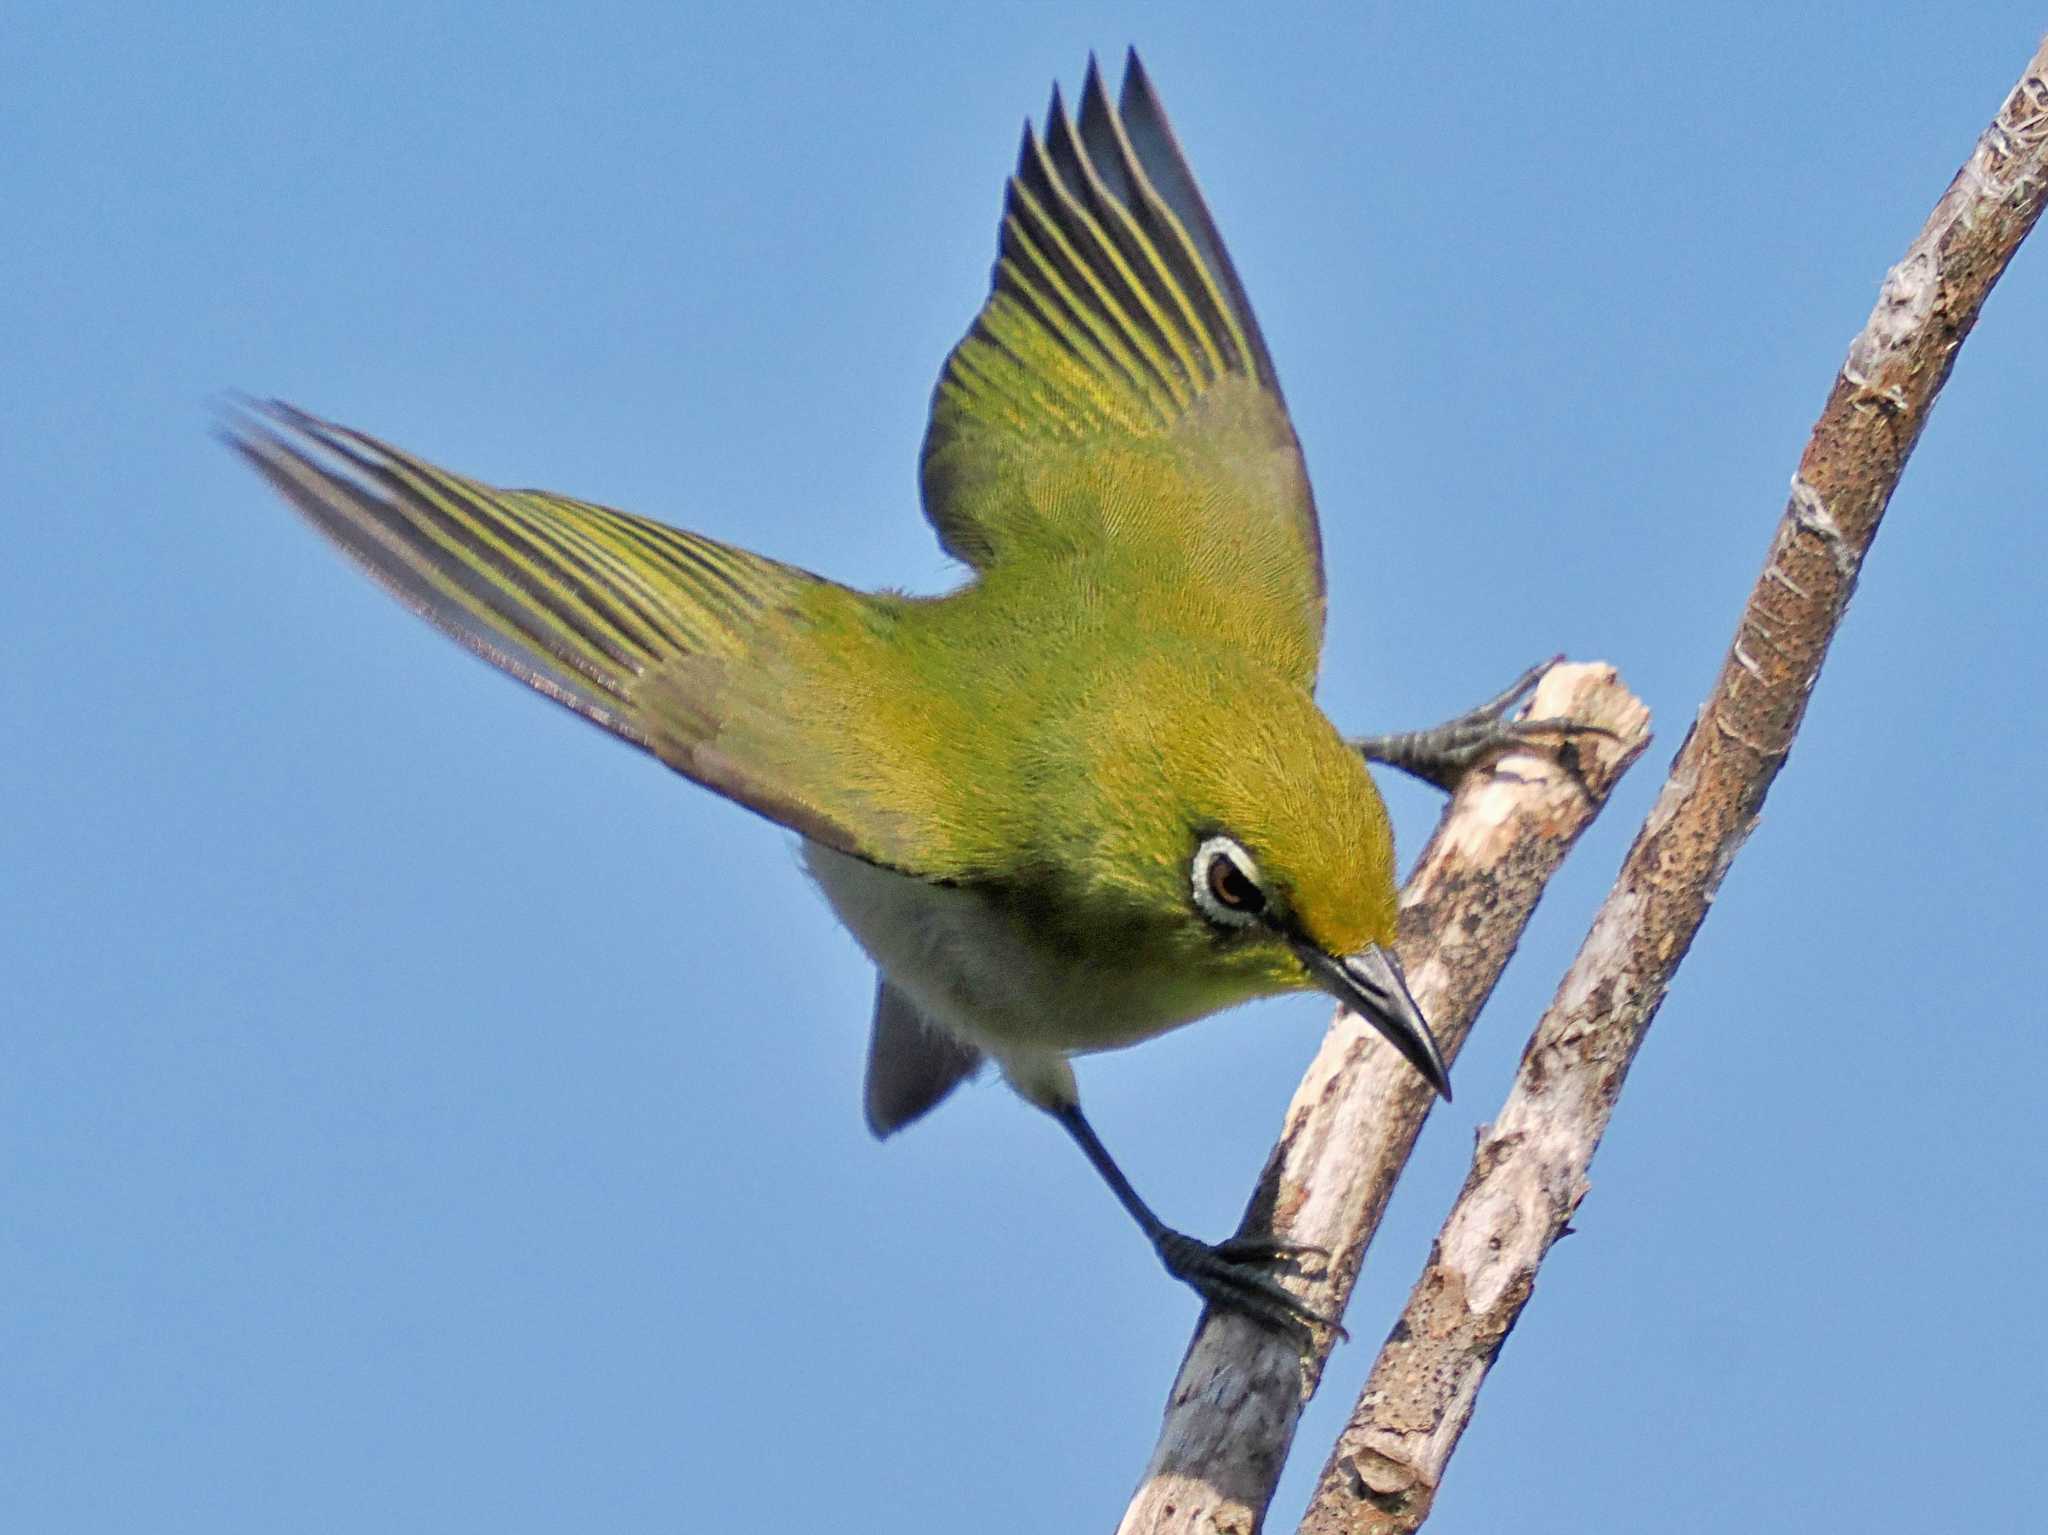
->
[6, 5, 2044, 1530]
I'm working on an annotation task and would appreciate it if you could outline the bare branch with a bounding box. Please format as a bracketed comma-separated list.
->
[1297, 38, 2048, 1535]
[1115, 662, 1651, 1534]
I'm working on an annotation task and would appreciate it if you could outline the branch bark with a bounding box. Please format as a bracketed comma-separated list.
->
[1114, 661, 1652, 1535]
[1297, 38, 2048, 1535]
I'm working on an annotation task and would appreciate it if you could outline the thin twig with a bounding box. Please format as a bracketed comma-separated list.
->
[1296, 37, 2048, 1535]
[1115, 662, 1651, 1535]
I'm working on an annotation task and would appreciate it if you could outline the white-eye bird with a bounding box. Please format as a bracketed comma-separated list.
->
[228, 52, 1579, 1336]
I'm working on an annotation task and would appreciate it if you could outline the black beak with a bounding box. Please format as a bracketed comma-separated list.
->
[1295, 941, 1452, 1100]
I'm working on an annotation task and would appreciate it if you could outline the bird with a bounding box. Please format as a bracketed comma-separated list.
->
[226, 51, 1584, 1338]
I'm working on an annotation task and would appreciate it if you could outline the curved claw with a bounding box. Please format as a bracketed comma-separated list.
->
[1155, 1229, 1347, 1343]
[1210, 1234, 1330, 1272]
[1469, 658, 1553, 719]
[1351, 658, 1619, 791]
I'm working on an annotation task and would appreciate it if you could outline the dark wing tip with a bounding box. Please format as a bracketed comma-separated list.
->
[1110, 49, 1283, 399]
[220, 395, 651, 744]
[1119, 47, 1174, 135]
[932, 51, 1295, 458]
[1077, 56, 1109, 119]
[1120, 46, 1154, 105]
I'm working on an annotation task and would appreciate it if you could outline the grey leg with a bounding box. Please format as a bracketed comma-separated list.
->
[1055, 1102, 1342, 1342]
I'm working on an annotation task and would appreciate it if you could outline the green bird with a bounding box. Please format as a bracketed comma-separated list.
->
[228, 53, 1572, 1335]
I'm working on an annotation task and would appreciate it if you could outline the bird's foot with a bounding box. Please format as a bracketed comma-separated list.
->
[1153, 1229, 1346, 1343]
[1350, 658, 1620, 791]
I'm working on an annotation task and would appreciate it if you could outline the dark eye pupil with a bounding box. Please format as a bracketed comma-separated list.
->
[1208, 856, 1262, 912]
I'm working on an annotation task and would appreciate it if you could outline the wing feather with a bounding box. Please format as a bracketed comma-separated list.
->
[921, 52, 1324, 677]
[226, 399, 900, 861]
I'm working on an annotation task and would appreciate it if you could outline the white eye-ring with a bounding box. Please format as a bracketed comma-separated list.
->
[1191, 835, 1267, 928]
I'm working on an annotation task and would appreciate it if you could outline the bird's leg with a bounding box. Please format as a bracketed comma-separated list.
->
[1053, 1102, 1343, 1342]
[1349, 657, 1619, 792]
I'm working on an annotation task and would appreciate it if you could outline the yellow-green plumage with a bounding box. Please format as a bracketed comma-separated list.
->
[230, 51, 1446, 1334]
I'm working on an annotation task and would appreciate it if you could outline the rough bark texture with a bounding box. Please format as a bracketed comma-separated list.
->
[1114, 662, 1653, 1535]
[1296, 40, 2048, 1535]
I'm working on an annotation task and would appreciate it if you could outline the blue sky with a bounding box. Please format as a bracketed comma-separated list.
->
[6, 5, 2045, 1531]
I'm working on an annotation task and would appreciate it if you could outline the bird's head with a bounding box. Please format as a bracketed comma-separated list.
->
[1040, 650, 1451, 1098]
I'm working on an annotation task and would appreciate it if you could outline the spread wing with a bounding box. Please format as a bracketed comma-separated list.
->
[920, 51, 1324, 682]
[225, 399, 916, 868]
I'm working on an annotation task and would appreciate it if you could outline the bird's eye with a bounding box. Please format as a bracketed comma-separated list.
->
[1209, 856, 1260, 911]
[1191, 835, 1266, 928]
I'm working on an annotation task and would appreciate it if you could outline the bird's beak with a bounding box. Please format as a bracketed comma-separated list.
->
[1294, 941, 1452, 1101]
